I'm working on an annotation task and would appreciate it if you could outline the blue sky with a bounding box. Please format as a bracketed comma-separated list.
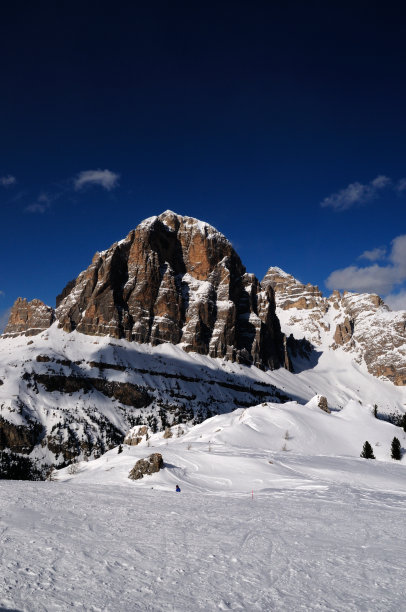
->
[1, 2, 406, 329]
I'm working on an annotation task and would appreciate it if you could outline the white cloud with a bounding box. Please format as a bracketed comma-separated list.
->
[370, 175, 391, 189]
[74, 169, 120, 191]
[389, 234, 406, 270]
[396, 178, 406, 192]
[384, 290, 406, 311]
[325, 234, 406, 295]
[358, 247, 386, 262]
[321, 175, 393, 211]
[0, 175, 16, 187]
[326, 264, 399, 295]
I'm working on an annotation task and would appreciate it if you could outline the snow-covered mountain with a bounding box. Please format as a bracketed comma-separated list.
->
[263, 266, 406, 386]
[1, 211, 406, 478]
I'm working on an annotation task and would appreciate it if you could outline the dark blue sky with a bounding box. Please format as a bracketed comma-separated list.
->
[1, 1, 406, 328]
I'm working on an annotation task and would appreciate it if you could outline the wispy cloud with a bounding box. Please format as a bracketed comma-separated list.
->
[18, 169, 121, 214]
[0, 175, 16, 187]
[384, 289, 406, 311]
[321, 175, 391, 211]
[25, 202, 50, 214]
[74, 169, 120, 191]
[358, 247, 386, 262]
[25, 192, 53, 214]
[396, 178, 406, 192]
[325, 234, 406, 297]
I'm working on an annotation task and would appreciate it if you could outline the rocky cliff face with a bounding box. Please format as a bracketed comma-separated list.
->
[3, 298, 54, 338]
[4, 213, 406, 387]
[54, 211, 287, 370]
[263, 267, 406, 386]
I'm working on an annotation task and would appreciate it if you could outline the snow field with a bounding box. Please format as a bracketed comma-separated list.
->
[65, 400, 406, 493]
[1, 403, 406, 610]
[1, 479, 406, 611]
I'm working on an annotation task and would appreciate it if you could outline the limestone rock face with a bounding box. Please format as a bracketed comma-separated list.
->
[263, 266, 406, 386]
[262, 268, 323, 310]
[333, 318, 353, 346]
[124, 426, 148, 446]
[128, 453, 163, 480]
[56, 211, 287, 370]
[3, 298, 54, 337]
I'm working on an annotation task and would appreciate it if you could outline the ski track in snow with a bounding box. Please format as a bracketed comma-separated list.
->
[1, 478, 406, 612]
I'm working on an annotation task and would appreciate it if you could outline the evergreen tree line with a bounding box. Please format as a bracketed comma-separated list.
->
[0, 450, 44, 480]
[373, 405, 406, 431]
[361, 437, 402, 460]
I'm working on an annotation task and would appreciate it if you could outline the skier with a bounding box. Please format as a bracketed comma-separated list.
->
[176, 484, 181, 493]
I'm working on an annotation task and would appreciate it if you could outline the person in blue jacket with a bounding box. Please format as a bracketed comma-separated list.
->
[176, 484, 181, 492]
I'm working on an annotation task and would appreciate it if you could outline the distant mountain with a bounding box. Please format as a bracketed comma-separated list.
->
[262, 267, 406, 386]
[1, 211, 406, 479]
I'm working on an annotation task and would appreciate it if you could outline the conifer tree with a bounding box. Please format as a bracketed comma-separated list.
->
[117, 444, 123, 454]
[391, 437, 401, 460]
[360, 441, 375, 459]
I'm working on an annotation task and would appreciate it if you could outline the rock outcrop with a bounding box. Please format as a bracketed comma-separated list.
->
[318, 396, 330, 413]
[124, 426, 148, 446]
[55, 211, 287, 370]
[3, 298, 54, 337]
[128, 453, 163, 480]
[263, 267, 406, 386]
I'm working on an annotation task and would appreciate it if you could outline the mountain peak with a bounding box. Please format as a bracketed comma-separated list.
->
[52, 212, 286, 370]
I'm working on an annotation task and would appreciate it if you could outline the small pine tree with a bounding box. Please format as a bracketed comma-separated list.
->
[373, 404, 378, 418]
[360, 441, 375, 459]
[117, 444, 123, 454]
[402, 414, 406, 433]
[391, 437, 401, 460]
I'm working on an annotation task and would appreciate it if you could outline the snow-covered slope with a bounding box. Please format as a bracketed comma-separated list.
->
[57, 400, 406, 493]
[3, 471, 406, 611]
[0, 323, 288, 474]
[1, 319, 406, 476]
[2, 401, 406, 611]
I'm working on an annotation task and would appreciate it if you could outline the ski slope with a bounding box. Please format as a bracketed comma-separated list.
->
[1, 468, 405, 611]
[2, 402, 406, 611]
